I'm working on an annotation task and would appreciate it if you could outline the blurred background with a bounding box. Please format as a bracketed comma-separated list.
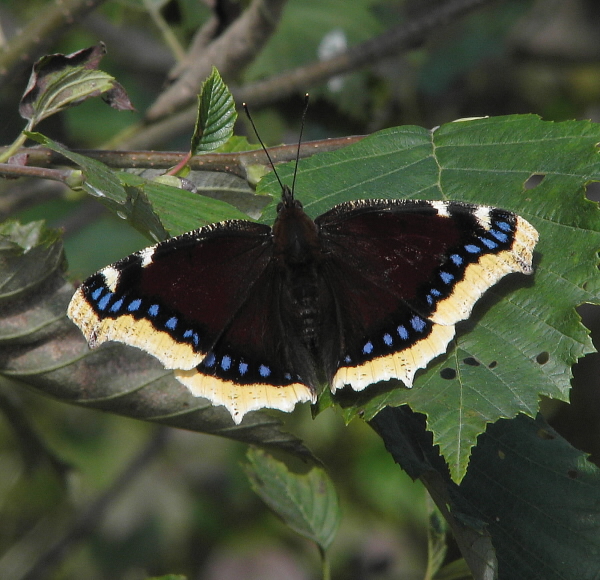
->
[2, 0, 600, 578]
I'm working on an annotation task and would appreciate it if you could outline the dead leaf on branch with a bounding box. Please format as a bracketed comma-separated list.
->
[19, 43, 135, 125]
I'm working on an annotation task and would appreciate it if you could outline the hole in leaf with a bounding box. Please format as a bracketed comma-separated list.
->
[498, 450, 505, 460]
[488, 360, 498, 369]
[586, 181, 600, 202]
[440, 367, 456, 380]
[463, 357, 480, 366]
[524, 174, 545, 190]
[567, 469, 579, 479]
[536, 351, 550, 364]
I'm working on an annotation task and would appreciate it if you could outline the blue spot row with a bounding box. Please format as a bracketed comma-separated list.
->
[408, 214, 516, 328]
[202, 352, 281, 382]
[91, 288, 202, 351]
[354, 316, 429, 362]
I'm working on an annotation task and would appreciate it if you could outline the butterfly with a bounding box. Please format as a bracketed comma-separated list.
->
[68, 177, 538, 424]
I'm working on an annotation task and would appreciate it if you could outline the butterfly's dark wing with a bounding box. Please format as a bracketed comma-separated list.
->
[315, 199, 538, 392]
[68, 220, 315, 423]
[175, 259, 318, 423]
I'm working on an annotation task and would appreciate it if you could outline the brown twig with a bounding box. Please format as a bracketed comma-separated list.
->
[0, 136, 364, 177]
[0, 163, 76, 183]
[235, 0, 495, 107]
[145, 0, 289, 122]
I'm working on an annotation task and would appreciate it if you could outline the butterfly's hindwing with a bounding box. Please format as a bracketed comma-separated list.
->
[175, 261, 317, 423]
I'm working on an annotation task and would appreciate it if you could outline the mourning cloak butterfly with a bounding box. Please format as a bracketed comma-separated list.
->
[68, 180, 538, 424]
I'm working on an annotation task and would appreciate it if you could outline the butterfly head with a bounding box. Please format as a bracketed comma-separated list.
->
[277, 184, 303, 214]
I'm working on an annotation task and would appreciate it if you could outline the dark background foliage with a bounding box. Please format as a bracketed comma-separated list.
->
[1, 0, 600, 578]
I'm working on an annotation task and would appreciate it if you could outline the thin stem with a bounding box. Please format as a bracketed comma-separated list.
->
[0, 132, 28, 164]
[142, 0, 187, 62]
[319, 546, 331, 580]
[0, 116, 36, 164]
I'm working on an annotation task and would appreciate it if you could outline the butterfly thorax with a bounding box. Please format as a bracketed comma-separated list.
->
[273, 189, 319, 266]
[272, 193, 336, 376]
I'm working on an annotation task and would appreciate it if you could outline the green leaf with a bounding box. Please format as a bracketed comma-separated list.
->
[461, 414, 600, 579]
[374, 407, 600, 580]
[24, 132, 249, 241]
[218, 135, 260, 153]
[190, 67, 237, 155]
[118, 172, 250, 237]
[19, 43, 134, 126]
[257, 114, 600, 481]
[0, 221, 315, 461]
[244, 448, 340, 552]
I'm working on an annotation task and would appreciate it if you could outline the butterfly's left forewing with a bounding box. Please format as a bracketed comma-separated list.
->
[316, 199, 538, 393]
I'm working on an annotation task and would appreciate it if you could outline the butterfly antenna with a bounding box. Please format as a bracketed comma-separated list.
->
[291, 93, 309, 197]
[243, 103, 286, 192]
